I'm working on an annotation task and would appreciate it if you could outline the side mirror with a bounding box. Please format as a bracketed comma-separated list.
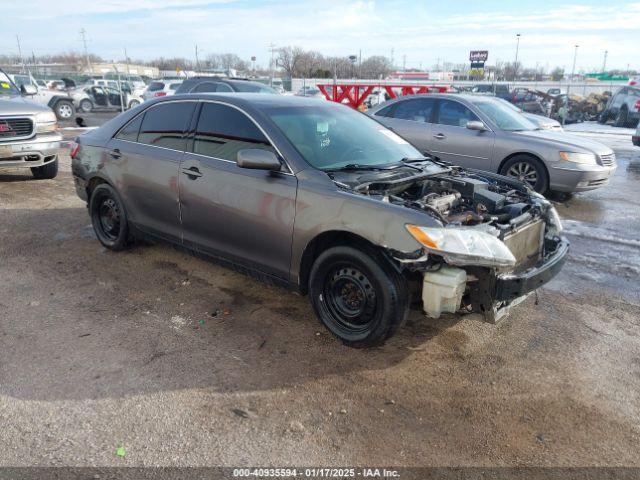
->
[21, 84, 37, 96]
[466, 120, 488, 131]
[237, 149, 282, 171]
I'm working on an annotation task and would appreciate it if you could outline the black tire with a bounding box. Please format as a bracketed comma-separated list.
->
[30, 159, 58, 179]
[614, 107, 628, 128]
[79, 99, 93, 113]
[500, 154, 549, 194]
[309, 246, 409, 347]
[89, 184, 132, 251]
[598, 110, 609, 124]
[54, 100, 75, 120]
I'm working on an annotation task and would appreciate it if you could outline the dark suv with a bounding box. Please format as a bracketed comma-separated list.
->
[174, 77, 277, 95]
[599, 86, 640, 127]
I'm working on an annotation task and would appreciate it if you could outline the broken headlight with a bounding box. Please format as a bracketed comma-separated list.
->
[406, 225, 516, 268]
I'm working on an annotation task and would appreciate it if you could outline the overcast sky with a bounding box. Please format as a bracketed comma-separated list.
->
[3, 0, 639, 71]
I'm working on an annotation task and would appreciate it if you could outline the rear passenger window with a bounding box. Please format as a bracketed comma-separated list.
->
[375, 104, 394, 117]
[191, 82, 219, 93]
[193, 103, 273, 161]
[138, 102, 195, 151]
[392, 98, 434, 122]
[116, 114, 143, 142]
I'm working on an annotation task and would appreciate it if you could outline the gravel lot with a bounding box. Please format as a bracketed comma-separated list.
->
[0, 122, 639, 468]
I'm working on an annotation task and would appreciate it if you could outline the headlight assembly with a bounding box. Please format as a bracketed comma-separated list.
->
[35, 111, 57, 133]
[559, 151, 596, 164]
[406, 225, 516, 268]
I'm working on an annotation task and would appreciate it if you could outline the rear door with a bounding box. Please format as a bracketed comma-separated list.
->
[179, 101, 297, 280]
[372, 98, 435, 154]
[430, 98, 495, 169]
[107, 100, 196, 241]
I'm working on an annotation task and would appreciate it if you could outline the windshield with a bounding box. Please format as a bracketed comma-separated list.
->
[0, 72, 21, 96]
[471, 99, 537, 131]
[266, 104, 423, 170]
[232, 82, 277, 94]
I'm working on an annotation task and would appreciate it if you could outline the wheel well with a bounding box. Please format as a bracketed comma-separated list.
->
[298, 231, 382, 295]
[498, 152, 549, 179]
[86, 177, 108, 200]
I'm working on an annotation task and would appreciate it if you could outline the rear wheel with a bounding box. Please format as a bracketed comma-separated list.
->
[54, 100, 75, 120]
[309, 246, 409, 347]
[31, 159, 58, 179]
[89, 184, 132, 251]
[500, 155, 549, 193]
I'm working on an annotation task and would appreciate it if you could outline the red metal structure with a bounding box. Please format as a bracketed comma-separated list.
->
[316, 83, 452, 109]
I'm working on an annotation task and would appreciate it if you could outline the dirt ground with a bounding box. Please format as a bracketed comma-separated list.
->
[0, 128, 639, 468]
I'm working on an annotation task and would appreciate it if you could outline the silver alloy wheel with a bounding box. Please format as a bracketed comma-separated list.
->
[57, 103, 73, 119]
[507, 161, 538, 187]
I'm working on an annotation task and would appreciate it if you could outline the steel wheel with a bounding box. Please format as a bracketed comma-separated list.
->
[98, 198, 121, 241]
[507, 161, 538, 188]
[323, 265, 377, 333]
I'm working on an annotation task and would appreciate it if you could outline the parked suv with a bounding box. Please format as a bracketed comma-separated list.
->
[9, 73, 76, 120]
[0, 70, 62, 179]
[599, 86, 640, 127]
[174, 77, 277, 95]
[71, 94, 567, 346]
[142, 80, 183, 101]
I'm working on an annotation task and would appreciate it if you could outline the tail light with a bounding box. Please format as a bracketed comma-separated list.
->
[154, 91, 167, 97]
[635, 100, 640, 111]
[70, 141, 81, 159]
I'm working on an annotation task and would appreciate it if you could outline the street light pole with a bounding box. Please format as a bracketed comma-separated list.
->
[513, 33, 521, 81]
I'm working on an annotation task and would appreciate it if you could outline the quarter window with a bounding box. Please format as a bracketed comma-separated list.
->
[137, 102, 195, 151]
[436, 100, 479, 127]
[193, 103, 273, 161]
[116, 114, 143, 142]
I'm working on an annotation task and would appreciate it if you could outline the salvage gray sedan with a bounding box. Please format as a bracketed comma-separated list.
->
[71, 94, 567, 346]
[369, 94, 616, 193]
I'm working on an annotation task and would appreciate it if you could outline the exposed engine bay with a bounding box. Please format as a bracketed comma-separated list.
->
[330, 162, 545, 231]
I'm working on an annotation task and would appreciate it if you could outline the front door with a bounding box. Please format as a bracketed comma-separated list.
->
[374, 97, 435, 155]
[179, 102, 297, 280]
[430, 99, 495, 170]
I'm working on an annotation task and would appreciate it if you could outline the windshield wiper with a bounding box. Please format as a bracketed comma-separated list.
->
[324, 163, 401, 172]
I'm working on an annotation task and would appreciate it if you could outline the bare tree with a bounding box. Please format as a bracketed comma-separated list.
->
[359, 55, 393, 79]
[277, 46, 304, 79]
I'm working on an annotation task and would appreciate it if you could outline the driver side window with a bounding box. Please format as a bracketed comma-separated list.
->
[436, 100, 479, 127]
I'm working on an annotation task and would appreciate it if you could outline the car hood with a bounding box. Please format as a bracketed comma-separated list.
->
[523, 113, 560, 127]
[511, 129, 612, 155]
[0, 95, 51, 115]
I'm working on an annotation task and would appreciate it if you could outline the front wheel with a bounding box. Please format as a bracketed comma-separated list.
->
[500, 155, 549, 194]
[309, 246, 409, 347]
[89, 184, 132, 251]
[31, 159, 58, 179]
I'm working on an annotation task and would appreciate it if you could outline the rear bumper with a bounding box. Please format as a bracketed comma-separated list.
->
[0, 133, 62, 169]
[468, 236, 569, 323]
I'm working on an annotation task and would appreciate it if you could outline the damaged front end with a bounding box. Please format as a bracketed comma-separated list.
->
[331, 162, 569, 323]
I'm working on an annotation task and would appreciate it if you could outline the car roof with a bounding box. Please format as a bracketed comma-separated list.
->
[151, 92, 332, 109]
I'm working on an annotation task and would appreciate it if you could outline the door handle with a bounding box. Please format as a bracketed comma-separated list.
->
[433, 133, 446, 140]
[109, 148, 121, 159]
[181, 166, 202, 179]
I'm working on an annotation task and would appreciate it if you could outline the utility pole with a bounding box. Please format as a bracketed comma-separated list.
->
[514, 33, 521, 81]
[402, 54, 406, 72]
[268, 42, 276, 87]
[602, 50, 608, 73]
[80, 28, 92, 74]
[563, 44, 578, 126]
[124, 48, 130, 77]
[16, 35, 25, 73]
[195, 44, 201, 73]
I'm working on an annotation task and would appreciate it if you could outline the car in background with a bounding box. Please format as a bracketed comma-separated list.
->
[368, 94, 615, 194]
[599, 86, 640, 127]
[70, 93, 567, 346]
[295, 86, 325, 99]
[174, 77, 278, 95]
[633, 122, 640, 146]
[471, 84, 511, 100]
[74, 85, 143, 112]
[629, 76, 639, 87]
[0, 69, 62, 179]
[546, 88, 565, 96]
[142, 80, 183, 101]
[510, 90, 546, 115]
[494, 97, 562, 131]
[9, 73, 76, 120]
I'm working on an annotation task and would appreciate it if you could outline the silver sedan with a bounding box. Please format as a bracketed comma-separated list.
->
[368, 94, 616, 193]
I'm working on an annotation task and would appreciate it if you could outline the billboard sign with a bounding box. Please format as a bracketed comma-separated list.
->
[469, 50, 489, 62]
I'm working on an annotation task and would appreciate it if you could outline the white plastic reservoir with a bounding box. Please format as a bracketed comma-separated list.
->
[422, 266, 467, 318]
